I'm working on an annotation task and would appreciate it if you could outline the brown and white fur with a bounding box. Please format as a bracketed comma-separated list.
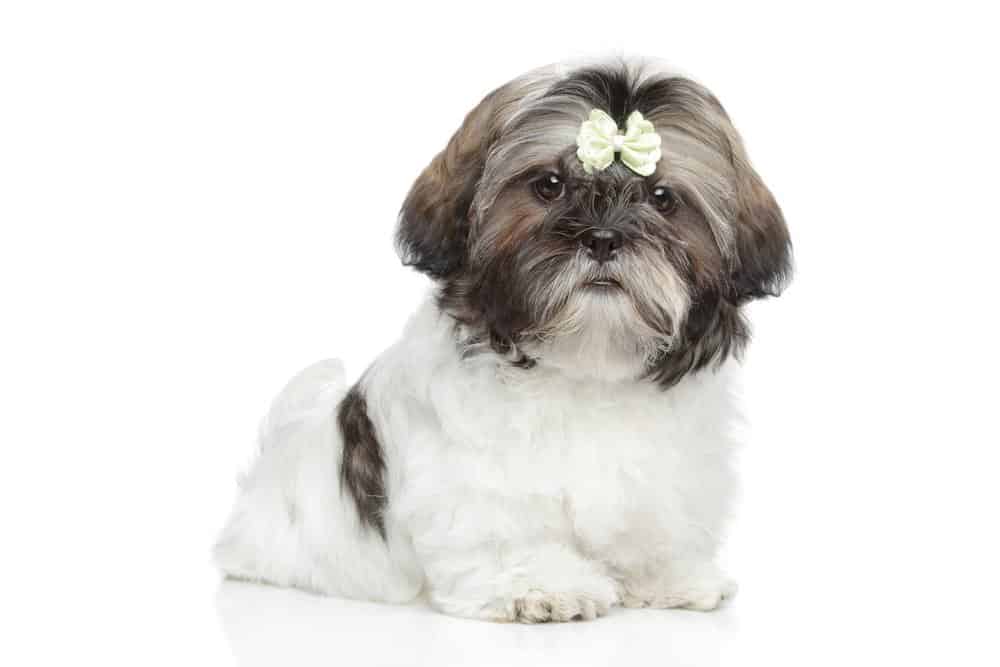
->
[214, 57, 791, 622]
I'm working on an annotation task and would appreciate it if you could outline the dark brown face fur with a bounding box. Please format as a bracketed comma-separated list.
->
[396, 61, 792, 386]
[454, 154, 725, 343]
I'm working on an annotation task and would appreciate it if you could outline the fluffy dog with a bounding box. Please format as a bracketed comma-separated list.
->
[214, 57, 791, 622]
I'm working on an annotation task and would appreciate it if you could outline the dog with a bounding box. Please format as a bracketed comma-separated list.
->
[214, 57, 791, 623]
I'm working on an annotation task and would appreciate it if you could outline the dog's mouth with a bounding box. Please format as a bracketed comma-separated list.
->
[583, 278, 624, 291]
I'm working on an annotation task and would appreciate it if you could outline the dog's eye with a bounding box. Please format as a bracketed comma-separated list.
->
[533, 173, 565, 203]
[651, 185, 679, 214]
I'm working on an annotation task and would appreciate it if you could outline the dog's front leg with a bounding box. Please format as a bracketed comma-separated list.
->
[421, 542, 620, 623]
[407, 499, 620, 623]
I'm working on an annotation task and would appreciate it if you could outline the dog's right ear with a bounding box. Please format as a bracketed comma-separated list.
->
[396, 85, 512, 280]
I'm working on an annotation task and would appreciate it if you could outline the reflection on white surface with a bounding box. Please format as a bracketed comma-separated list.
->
[216, 579, 736, 667]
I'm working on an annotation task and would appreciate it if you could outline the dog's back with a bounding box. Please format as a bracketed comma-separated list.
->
[213, 359, 422, 603]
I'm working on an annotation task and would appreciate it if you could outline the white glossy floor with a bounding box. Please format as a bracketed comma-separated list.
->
[211, 552, 993, 667]
[216, 579, 738, 666]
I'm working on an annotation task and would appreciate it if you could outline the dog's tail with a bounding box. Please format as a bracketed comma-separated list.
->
[257, 359, 347, 451]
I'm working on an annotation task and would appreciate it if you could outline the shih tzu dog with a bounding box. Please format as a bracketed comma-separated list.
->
[214, 57, 791, 623]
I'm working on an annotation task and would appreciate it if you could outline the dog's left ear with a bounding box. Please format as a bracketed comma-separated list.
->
[725, 140, 793, 304]
[396, 85, 513, 280]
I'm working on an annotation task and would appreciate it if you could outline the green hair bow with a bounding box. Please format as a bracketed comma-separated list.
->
[575, 109, 663, 177]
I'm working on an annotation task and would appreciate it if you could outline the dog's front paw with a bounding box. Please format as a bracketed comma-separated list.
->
[431, 572, 620, 623]
[508, 589, 612, 623]
[473, 573, 620, 623]
[622, 570, 737, 611]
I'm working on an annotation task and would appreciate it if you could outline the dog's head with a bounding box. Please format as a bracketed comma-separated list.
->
[397, 59, 791, 385]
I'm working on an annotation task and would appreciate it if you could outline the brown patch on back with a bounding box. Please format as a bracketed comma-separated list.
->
[337, 384, 387, 539]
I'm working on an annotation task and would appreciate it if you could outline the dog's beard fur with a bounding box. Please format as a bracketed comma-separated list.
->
[398, 59, 792, 387]
[527, 289, 680, 382]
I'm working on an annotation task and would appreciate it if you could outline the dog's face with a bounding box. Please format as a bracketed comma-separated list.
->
[397, 61, 791, 385]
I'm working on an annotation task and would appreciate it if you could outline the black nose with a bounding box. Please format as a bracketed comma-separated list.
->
[581, 229, 623, 263]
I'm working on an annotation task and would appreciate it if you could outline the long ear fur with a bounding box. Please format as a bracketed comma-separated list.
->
[396, 85, 515, 280]
[726, 139, 793, 303]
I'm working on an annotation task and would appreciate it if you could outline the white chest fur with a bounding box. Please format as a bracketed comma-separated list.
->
[363, 301, 739, 574]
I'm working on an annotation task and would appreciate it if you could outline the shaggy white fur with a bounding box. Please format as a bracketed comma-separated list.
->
[214, 296, 739, 622]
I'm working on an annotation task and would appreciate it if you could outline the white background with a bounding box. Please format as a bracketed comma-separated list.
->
[2, 1, 998, 665]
